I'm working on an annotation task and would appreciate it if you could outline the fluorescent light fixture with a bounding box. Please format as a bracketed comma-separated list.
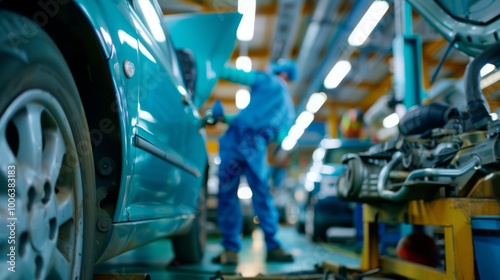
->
[306, 172, 321, 183]
[320, 139, 341, 149]
[281, 136, 297, 151]
[304, 181, 315, 192]
[348, 0, 389, 46]
[481, 63, 495, 77]
[312, 148, 326, 162]
[237, 0, 256, 41]
[491, 113, 498, 121]
[287, 124, 305, 140]
[236, 56, 252, 72]
[137, 0, 166, 42]
[324, 60, 351, 89]
[306, 92, 328, 113]
[235, 88, 251, 109]
[237, 185, 253, 199]
[383, 112, 400, 128]
[320, 165, 336, 174]
[310, 162, 322, 173]
[295, 111, 315, 129]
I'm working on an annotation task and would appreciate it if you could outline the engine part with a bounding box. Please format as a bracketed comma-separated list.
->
[338, 153, 386, 202]
[398, 103, 460, 136]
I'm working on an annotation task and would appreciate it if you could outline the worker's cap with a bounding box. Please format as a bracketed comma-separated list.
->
[269, 59, 299, 81]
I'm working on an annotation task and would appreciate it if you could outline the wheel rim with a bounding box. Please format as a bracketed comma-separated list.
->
[0, 90, 83, 279]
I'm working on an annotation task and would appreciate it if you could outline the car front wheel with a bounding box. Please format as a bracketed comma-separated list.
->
[0, 10, 95, 280]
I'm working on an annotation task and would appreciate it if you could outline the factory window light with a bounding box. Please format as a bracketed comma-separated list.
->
[383, 112, 399, 128]
[348, 0, 389, 47]
[306, 92, 327, 113]
[236, 56, 252, 72]
[237, 0, 256, 41]
[324, 60, 351, 89]
[236, 88, 251, 109]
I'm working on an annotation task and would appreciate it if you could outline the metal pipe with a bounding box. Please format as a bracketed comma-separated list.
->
[405, 155, 481, 182]
[378, 154, 481, 201]
[377, 152, 405, 200]
[464, 42, 500, 129]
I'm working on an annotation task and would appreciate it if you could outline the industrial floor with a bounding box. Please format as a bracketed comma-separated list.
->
[94, 226, 361, 279]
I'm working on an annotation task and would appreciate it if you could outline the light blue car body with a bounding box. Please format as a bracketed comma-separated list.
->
[1, 0, 239, 263]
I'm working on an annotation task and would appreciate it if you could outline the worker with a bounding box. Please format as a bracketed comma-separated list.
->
[210, 59, 297, 265]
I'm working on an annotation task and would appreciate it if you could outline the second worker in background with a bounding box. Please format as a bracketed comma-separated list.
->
[211, 59, 298, 265]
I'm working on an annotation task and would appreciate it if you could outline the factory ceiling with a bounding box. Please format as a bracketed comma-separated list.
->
[161, 0, 500, 150]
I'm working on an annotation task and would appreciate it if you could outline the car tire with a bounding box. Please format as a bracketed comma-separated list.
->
[171, 179, 207, 264]
[0, 10, 95, 280]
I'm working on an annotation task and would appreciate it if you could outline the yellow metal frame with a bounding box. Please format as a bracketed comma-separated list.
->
[358, 198, 500, 279]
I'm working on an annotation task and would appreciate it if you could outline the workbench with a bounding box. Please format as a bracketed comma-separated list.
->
[322, 197, 499, 279]
[358, 198, 500, 279]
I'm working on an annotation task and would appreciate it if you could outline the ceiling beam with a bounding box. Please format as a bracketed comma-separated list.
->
[230, 46, 301, 60]
[422, 38, 447, 57]
[484, 81, 500, 96]
[358, 74, 394, 111]
[256, 2, 277, 15]
[326, 99, 359, 109]
[343, 80, 381, 90]
[231, 48, 269, 59]
[302, 1, 315, 14]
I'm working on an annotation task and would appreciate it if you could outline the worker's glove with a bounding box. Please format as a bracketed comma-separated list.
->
[201, 99, 225, 127]
[201, 110, 216, 127]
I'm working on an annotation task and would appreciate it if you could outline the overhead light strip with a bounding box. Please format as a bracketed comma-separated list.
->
[237, 0, 256, 41]
[324, 60, 352, 89]
[348, 0, 390, 47]
[306, 92, 327, 113]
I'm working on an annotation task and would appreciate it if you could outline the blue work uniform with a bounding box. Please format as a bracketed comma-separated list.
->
[217, 67, 295, 252]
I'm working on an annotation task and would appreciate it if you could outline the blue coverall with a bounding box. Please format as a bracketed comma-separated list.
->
[217, 67, 295, 253]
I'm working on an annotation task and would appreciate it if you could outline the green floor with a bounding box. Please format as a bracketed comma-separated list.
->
[94, 226, 360, 279]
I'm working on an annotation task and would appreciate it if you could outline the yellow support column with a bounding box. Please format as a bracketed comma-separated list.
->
[327, 106, 339, 138]
[359, 198, 499, 279]
[361, 204, 380, 270]
[206, 140, 219, 156]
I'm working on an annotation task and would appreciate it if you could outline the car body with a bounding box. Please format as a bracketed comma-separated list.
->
[298, 138, 373, 241]
[0, 1, 240, 279]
